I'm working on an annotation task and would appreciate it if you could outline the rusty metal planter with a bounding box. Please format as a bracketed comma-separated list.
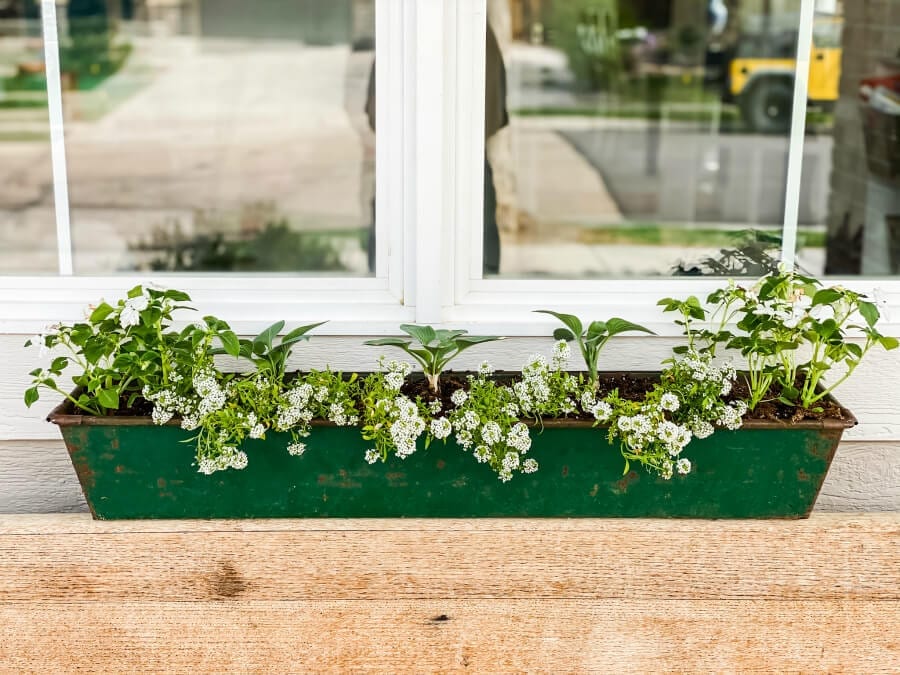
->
[48, 391, 855, 520]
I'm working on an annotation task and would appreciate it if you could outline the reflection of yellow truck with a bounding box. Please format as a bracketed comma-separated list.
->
[729, 16, 842, 133]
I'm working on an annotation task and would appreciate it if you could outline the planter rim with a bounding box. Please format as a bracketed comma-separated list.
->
[46, 373, 859, 432]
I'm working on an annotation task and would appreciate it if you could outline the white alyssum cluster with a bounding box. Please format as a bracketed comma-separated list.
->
[386, 395, 426, 458]
[382, 359, 413, 392]
[276, 382, 315, 430]
[430, 416, 452, 440]
[514, 351, 577, 416]
[450, 388, 468, 407]
[582, 390, 613, 422]
[197, 446, 248, 474]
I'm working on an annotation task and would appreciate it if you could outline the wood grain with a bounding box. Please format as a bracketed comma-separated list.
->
[1, 600, 897, 672]
[0, 515, 897, 602]
[2, 514, 897, 672]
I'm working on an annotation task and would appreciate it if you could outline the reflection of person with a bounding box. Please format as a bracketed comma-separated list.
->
[365, 24, 508, 274]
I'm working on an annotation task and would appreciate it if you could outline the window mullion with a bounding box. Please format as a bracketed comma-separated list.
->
[40, 0, 73, 276]
[411, 0, 447, 324]
[781, 0, 816, 270]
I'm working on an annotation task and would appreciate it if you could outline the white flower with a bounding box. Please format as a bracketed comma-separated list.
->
[430, 417, 452, 440]
[590, 401, 613, 422]
[126, 293, 150, 312]
[659, 392, 680, 412]
[478, 361, 494, 376]
[481, 421, 502, 446]
[229, 450, 249, 470]
[249, 423, 266, 439]
[552, 340, 571, 368]
[809, 304, 835, 323]
[198, 458, 217, 475]
[365, 448, 380, 464]
[505, 422, 531, 453]
[676, 458, 691, 475]
[428, 399, 443, 414]
[287, 442, 306, 456]
[692, 419, 714, 439]
[450, 389, 468, 407]
[385, 371, 405, 391]
[473, 445, 491, 463]
[119, 304, 140, 328]
[522, 458, 539, 474]
[151, 406, 174, 426]
[502, 452, 520, 472]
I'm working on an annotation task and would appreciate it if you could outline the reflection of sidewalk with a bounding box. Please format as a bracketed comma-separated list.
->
[63, 38, 372, 227]
[507, 120, 622, 231]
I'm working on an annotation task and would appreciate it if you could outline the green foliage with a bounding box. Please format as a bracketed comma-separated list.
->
[231, 320, 326, 379]
[24, 286, 230, 416]
[132, 221, 350, 273]
[365, 325, 503, 394]
[534, 310, 654, 387]
[661, 273, 899, 410]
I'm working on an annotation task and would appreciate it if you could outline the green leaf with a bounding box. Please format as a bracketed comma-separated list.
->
[281, 321, 326, 346]
[880, 336, 899, 350]
[364, 337, 413, 349]
[811, 288, 842, 306]
[97, 388, 120, 410]
[163, 289, 192, 302]
[24, 387, 39, 408]
[399, 324, 438, 347]
[622, 459, 630, 475]
[586, 321, 608, 339]
[553, 328, 576, 342]
[453, 335, 503, 353]
[219, 330, 240, 358]
[50, 356, 69, 373]
[253, 320, 285, 353]
[858, 301, 880, 328]
[127, 285, 143, 299]
[89, 302, 115, 323]
[605, 318, 656, 338]
[534, 310, 583, 338]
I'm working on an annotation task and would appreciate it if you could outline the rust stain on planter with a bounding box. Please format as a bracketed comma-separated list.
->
[614, 471, 640, 494]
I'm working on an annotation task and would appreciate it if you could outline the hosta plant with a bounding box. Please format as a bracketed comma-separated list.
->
[534, 311, 655, 388]
[364, 324, 502, 394]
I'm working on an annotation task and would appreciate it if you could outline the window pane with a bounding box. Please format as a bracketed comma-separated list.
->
[812, 1, 900, 276]
[484, 0, 803, 279]
[0, 3, 56, 274]
[63, 0, 376, 275]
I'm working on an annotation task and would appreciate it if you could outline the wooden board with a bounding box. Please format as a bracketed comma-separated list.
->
[0, 514, 898, 671]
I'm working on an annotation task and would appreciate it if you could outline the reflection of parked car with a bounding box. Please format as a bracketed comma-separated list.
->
[728, 15, 842, 133]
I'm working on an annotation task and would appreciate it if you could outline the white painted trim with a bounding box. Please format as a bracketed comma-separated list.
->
[40, 0, 72, 276]
[1, 0, 413, 329]
[781, 0, 816, 270]
[411, 0, 446, 324]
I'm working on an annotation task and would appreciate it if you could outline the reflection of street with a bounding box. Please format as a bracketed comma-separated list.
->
[494, 34, 829, 278]
[60, 36, 373, 273]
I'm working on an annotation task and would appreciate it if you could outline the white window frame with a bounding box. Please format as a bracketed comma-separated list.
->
[2, 0, 899, 338]
[0, 0, 417, 334]
[443, 0, 900, 336]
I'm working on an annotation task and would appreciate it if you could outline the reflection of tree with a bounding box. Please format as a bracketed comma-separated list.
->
[671, 230, 784, 276]
[128, 216, 350, 273]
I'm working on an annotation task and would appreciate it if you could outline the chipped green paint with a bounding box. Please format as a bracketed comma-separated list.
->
[50, 405, 852, 519]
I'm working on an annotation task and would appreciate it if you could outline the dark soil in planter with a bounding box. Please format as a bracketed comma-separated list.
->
[74, 370, 850, 426]
[400, 371, 849, 425]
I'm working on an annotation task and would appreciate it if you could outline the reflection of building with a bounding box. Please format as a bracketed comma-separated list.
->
[825, 1, 900, 274]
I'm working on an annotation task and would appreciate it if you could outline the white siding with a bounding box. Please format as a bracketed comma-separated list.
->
[1, 334, 898, 513]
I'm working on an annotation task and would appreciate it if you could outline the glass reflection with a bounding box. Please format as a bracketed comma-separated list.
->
[0, 1, 55, 274]
[486, 0, 808, 278]
[812, 0, 900, 276]
[62, 0, 375, 275]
